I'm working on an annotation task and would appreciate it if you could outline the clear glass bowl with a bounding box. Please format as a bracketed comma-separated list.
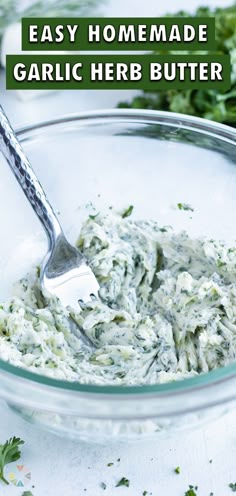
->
[0, 109, 236, 442]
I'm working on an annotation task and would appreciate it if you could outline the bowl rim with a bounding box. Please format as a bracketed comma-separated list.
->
[2, 107, 236, 397]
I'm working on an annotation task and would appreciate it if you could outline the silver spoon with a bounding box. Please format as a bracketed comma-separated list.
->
[0, 105, 99, 346]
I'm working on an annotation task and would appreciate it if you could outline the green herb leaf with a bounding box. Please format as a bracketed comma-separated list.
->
[177, 203, 194, 212]
[122, 205, 134, 218]
[22, 492, 34, 496]
[107, 462, 114, 467]
[0, 437, 24, 485]
[100, 482, 107, 490]
[185, 485, 198, 496]
[175, 466, 180, 474]
[229, 483, 236, 492]
[116, 477, 130, 487]
[89, 213, 99, 220]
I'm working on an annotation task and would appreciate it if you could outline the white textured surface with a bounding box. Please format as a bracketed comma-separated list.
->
[1, 399, 236, 496]
[0, 0, 235, 495]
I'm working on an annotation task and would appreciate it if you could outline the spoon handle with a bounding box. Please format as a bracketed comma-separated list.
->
[0, 105, 62, 248]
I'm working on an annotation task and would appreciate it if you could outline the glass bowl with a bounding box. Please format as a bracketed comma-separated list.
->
[0, 109, 236, 442]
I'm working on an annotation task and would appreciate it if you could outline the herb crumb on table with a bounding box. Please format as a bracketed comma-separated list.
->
[185, 485, 198, 496]
[177, 203, 194, 212]
[115, 477, 130, 488]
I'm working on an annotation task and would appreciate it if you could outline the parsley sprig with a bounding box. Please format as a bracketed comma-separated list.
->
[0, 436, 24, 485]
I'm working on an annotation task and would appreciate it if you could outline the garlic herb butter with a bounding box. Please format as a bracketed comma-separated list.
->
[0, 211, 236, 386]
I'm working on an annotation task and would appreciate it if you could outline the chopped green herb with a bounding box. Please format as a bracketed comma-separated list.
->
[185, 485, 198, 496]
[117, 458, 120, 462]
[177, 203, 194, 212]
[116, 477, 130, 487]
[229, 483, 236, 492]
[122, 205, 134, 218]
[217, 259, 226, 268]
[22, 492, 34, 496]
[101, 482, 107, 490]
[89, 213, 99, 220]
[143, 492, 148, 496]
[174, 466, 180, 474]
[0, 437, 24, 485]
[107, 462, 114, 467]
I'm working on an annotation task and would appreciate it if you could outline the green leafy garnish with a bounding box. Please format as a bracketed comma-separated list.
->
[118, 3, 236, 126]
[175, 466, 180, 474]
[22, 492, 34, 496]
[229, 483, 236, 492]
[0, 437, 24, 485]
[107, 462, 114, 467]
[177, 203, 194, 212]
[185, 485, 198, 496]
[122, 205, 134, 218]
[143, 492, 148, 496]
[116, 477, 130, 487]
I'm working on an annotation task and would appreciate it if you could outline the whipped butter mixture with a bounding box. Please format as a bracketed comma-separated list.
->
[1, 210, 236, 385]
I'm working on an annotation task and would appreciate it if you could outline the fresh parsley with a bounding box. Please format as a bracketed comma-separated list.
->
[185, 485, 198, 496]
[89, 213, 99, 220]
[122, 205, 134, 218]
[117, 4, 236, 127]
[177, 203, 194, 212]
[116, 477, 130, 487]
[229, 483, 236, 492]
[107, 462, 114, 467]
[175, 466, 180, 474]
[0, 437, 24, 485]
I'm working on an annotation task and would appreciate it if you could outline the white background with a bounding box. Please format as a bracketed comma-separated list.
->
[0, 0, 235, 495]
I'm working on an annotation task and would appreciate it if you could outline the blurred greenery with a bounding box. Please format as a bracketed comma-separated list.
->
[118, 3, 236, 126]
[0, 0, 103, 39]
